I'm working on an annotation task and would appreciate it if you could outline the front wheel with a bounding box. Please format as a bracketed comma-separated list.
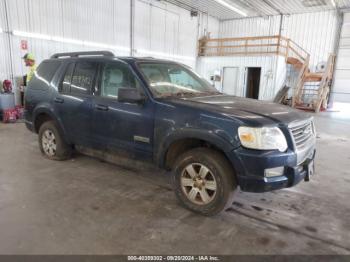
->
[173, 148, 237, 216]
[38, 120, 72, 161]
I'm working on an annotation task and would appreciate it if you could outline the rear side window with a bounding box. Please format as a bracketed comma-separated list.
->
[35, 60, 62, 87]
[59, 63, 75, 93]
[70, 62, 97, 95]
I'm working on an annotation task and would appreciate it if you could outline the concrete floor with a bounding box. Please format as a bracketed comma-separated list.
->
[0, 111, 350, 255]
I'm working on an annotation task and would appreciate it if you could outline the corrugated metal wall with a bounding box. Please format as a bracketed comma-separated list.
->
[0, 0, 12, 81]
[220, 16, 281, 38]
[0, 0, 214, 86]
[282, 10, 340, 71]
[133, 0, 199, 67]
[333, 12, 350, 103]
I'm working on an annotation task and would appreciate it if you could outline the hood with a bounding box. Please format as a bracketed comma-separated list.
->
[164, 94, 311, 126]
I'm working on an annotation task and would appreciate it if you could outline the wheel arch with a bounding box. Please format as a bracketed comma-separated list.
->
[158, 130, 238, 173]
[33, 107, 71, 144]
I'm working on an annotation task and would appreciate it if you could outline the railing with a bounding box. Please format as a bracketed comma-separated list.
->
[198, 35, 309, 63]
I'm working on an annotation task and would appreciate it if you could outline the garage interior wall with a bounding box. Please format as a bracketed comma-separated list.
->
[0, 0, 219, 93]
[198, 10, 341, 100]
[0, 0, 12, 81]
[333, 12, 350, 103]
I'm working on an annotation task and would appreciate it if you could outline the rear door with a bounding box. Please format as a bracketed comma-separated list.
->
[91, 61, 155, 160]
[54, 60, 98, 146]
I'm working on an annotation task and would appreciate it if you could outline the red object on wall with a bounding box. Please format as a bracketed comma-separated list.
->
[21, 40, 28, 50]
[2, 108, 17, 123]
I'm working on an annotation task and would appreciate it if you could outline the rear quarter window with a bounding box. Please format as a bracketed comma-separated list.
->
[36, 61, 62, 83]
[31, 60, 62, 90]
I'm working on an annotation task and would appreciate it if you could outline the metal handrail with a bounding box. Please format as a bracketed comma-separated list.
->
[198, 35, 310, 62]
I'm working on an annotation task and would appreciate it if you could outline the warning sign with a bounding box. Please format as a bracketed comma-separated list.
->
[21, 40, 28, 50]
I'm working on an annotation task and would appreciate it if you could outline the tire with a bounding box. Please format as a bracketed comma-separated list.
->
[172, 148, 237, 216]
[38, 120, 72, 161]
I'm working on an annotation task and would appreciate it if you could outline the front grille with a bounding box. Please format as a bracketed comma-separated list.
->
[289, 121, 314, 150]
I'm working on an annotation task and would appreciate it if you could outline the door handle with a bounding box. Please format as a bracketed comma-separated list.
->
[95, 104, 109, 111]
[54, 97, 64, 104]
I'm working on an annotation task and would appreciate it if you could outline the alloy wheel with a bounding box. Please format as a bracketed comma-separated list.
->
[42, 129, 57, 157]
[180, 163, 217, 205]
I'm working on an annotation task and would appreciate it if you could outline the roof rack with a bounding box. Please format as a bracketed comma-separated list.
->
[51, 51, 114, 59]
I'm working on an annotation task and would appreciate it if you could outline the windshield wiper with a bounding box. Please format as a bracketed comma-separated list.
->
[174, 92, 200, 97]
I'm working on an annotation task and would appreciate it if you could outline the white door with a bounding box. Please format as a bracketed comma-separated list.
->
[222, 67, 239, 95]
[333, 13, 350, 103]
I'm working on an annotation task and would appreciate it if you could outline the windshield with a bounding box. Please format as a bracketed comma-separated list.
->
[138, 62, 220, 98]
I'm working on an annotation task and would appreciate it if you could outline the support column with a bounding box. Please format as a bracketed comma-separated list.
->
[130, 0, 135, 56]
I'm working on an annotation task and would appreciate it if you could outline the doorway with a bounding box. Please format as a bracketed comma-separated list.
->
[222, 67, 239, 95]
[245, 67, 261, 99]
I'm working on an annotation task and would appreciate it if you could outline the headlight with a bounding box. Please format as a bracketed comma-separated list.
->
[238, 126, 288, 152]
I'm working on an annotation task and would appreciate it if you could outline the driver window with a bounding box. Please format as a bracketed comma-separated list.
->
[101, 62, 139, 98]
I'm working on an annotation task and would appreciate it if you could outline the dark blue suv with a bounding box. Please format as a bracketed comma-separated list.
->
[25, 51, 316, 216]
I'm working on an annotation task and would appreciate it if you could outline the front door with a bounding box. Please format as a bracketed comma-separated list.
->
[92, 61, 154, 160]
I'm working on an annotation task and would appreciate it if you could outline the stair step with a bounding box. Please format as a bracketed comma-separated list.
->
[286, 57, 304, 69]
[304, 72, 323, 82]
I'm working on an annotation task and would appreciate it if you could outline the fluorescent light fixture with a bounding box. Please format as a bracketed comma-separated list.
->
[213, 0, 247, 17]
[331, 0, 336, 7]
[136, 48, 196, 61]
[12, 30, 130, 53]
[13, 30, 51, 40]
[12, 29, 193, 61]
[0, 28, 3, 33]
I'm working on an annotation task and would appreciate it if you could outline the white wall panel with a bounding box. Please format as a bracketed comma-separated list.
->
[134, 0, 199, 67]
[198, 13, 220, 38]
[1, 0, 216, 86]
[6, 0, 131, 79]
[333, 12, 350, 102]
[196, 56, 279, 100]
[220, 16, 281, 38]
[281, 10, 340, 71]
[0, 0, 12, 82]
[7, 0, 131, 47]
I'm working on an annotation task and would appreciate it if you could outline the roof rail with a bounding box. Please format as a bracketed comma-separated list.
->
[51, 51, 115, 59]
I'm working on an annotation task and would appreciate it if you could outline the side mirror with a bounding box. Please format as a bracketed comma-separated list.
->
[118, 88, 145, 104]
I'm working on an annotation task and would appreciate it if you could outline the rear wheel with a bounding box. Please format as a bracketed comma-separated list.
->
[173, 148, 237, 216]
[38, 121, 72, 160]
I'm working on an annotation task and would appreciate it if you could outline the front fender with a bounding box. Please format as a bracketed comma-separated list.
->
[156, 128, 239, 167]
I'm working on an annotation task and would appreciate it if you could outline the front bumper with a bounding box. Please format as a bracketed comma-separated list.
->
[228, 146, 316, 193]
